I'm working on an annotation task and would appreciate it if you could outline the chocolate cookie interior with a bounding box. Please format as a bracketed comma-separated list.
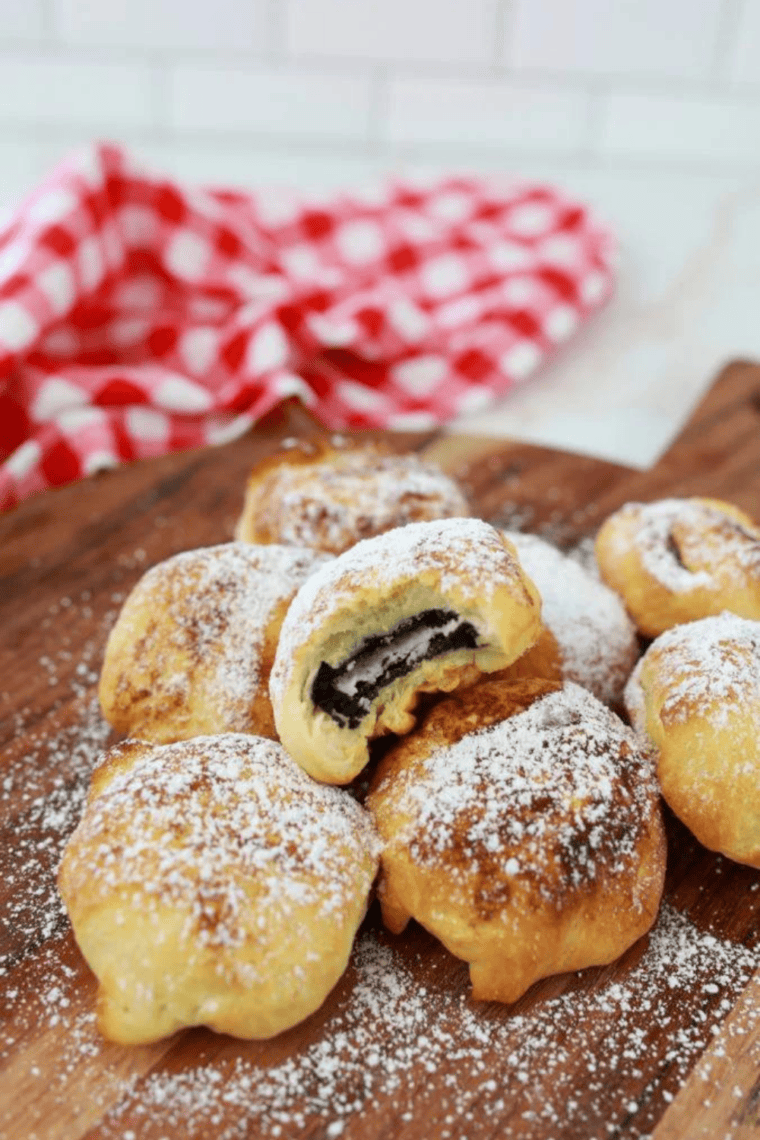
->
[312, 609, 480, 729]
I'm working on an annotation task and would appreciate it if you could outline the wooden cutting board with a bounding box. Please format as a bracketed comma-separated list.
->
[1, 360, 760, 1140]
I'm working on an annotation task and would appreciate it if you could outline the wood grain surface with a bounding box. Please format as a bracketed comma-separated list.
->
[1, 360, 760, 1140]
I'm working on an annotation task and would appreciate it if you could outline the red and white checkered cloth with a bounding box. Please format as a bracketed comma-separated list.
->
[0, 142, 615, 512]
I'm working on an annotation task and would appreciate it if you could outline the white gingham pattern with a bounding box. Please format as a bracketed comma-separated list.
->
[0, 144, 615, 511]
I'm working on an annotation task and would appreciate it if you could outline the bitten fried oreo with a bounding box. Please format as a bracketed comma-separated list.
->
[625, 611, 760, 867]
[497, 531, 639, 705]
[269, 518, 543, 784]
[99, 543, 331, 743]
[367, 679, 666, 1004]
[235, 436, 469, 555]
[595, 497, 760, 638]
[58, 734, 379, 1044]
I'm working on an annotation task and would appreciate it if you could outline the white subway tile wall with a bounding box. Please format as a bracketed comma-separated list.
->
[0, 0, 44, 41]
[168, 65, 373, 139]
[506, 0, 725, 79]
[599, 91, 760, 162]
[729, 0, 760, 85]
[54, 0, 269, 53]
[285, 0, 500, 64]
[0, 56, 154, 129]
[0, 0, 759, 213]
[385, 79, 591, 152]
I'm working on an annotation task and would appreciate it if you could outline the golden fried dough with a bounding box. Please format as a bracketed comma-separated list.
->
[99, 542, 330, 742]
[595, 497, 760, 638]
[58, 734, 379, 1044]
[235, 436, 469, 555]
[368, 678, 666, 1004]
[269, 518, 543, 785]
[625, 611, 760, 867]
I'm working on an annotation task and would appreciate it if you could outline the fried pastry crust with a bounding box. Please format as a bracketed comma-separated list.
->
[625, 611, 760, 866]
[367, 678, 666, 1004]
[99, 542, 330, 742]
[235, 436, 469, 555]
[58, 735, 379, 1044]
[269, 518, 543, 784]
[595, 497, 760, 638]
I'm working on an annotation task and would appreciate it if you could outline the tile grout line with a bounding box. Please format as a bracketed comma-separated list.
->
[266, 0, 287, 62]
[711, 0, 745, 83]
[492, 0, 511, 74]
[37, 0, 57, 44]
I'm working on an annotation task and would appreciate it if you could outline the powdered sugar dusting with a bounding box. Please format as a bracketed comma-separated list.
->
[239, 444, 469, 554]
[270, 518, 532, 708]
[625, 612, 760, 730]
[0, 694, 111, 981]
[0, 592, 115, 988]
[624, 658, 648, 736]
[376, 683, 657, 901]
[85, 902, 758, 1140]
[5, 473, 760, 1140]
[105, 542, 331, 733]
[626, 499, 760, 593]
[505, 530, 638, 704]
[62, 734, 379, 950]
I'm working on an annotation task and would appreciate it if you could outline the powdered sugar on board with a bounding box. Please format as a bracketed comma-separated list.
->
[59, 902, 757, 1140]
[0, 695, 110, 987]
[0, 600, 114, 986]
[4, 651, 760, 1140]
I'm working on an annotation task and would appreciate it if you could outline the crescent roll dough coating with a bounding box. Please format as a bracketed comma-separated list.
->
[496, 531, 639, 705]
[595, 497, 760, 638]
[99, 542, 331, 743]
[269, 518, 543, 785]
[235, 436, 469, 555]
[367, 678, 666, 1005]
[624, 612, 760, 867]
[58, 734, 379, 1045]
